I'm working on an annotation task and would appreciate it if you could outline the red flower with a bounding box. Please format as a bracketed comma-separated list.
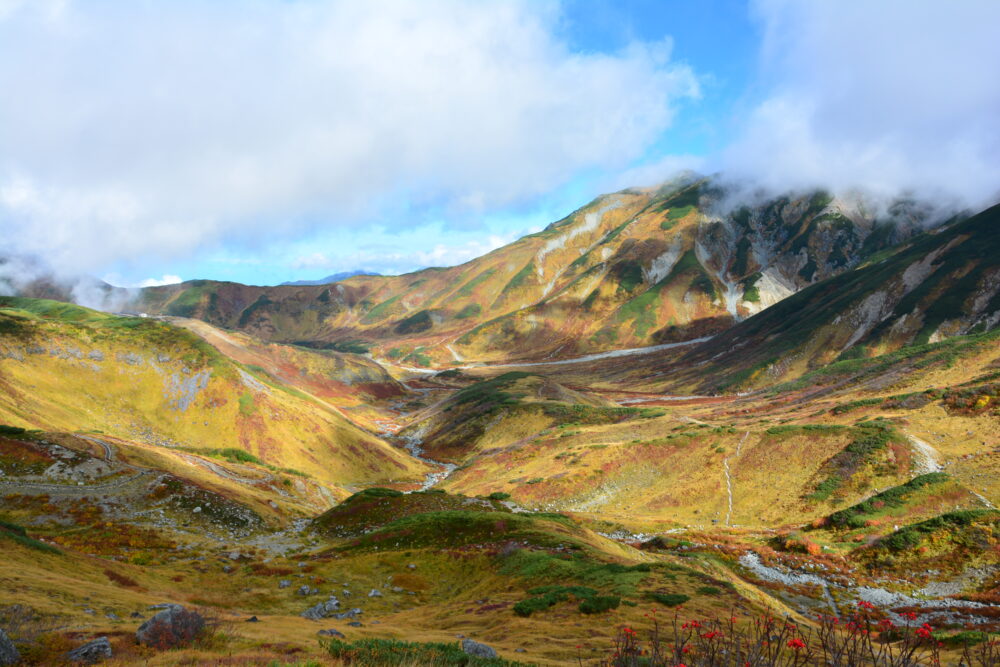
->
[787, 638, 806, 650]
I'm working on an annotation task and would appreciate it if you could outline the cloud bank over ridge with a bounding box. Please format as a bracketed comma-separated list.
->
[719, 0, 1000, 208]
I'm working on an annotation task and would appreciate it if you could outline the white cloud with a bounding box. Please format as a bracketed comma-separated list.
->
[721, 0, 1000, 209]
[137, 275, 182, 288]
[292, 233, 517, 276]
[0, 0, 698, 275]
[291, 254, 334, 271]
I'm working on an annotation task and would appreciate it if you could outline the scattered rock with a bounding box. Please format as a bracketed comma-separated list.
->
[407, 563, 417, 569]
[368, 589, 382, 598]
[301, 596, 340, 620]
[246, 616, 259, 623]
[136, 605, 205, 649]
[347, 621, 363, 627]
[0, 629, 20, 666]
[318, 628, 346, 638]
[129, 612, 144, 619]
[515, 648, 526, 653]
[105, 612, 119, 621]
[333, 608, 362, 620]
[296, 585, 318, 596]
[66, 636, 112, 664]
[278, 580, 291, 589]
[222, 566, 233, 573]
[462, 639, 497, 659]
[391, 586, 404, 593]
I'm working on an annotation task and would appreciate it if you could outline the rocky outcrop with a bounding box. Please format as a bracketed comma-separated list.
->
[461, 638, 498, 659]
[136, 605, 205, 649]
[66, 636, 112, 664]
[301, 596, 340, 620]
[0, 629, 19, 666]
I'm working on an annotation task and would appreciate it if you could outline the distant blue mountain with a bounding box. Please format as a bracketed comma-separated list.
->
[280, 270, 379, 286]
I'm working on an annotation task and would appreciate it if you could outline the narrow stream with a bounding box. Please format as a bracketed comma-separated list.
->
[400, 432, 457, 491]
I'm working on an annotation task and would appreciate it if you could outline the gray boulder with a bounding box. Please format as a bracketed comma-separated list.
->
[367, 589, 382, 598]
[462, 638, 497, 659]
[278, 580, 291, 589]
[332, 608, 362, 620]
[136, 605, 205, 649]
[301, 596, 340, 620]
[318, 628, 345, 638]
[0, 629, 19, 666]
[66, 636, 112, 664]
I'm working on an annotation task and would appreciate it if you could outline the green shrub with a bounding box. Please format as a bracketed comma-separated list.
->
[0, 518, 61, 554]
[487, 492, 511, 501]
[0, 424, 27, 436]
[645, 592, 689, 607]
[578, 595, 620, 614]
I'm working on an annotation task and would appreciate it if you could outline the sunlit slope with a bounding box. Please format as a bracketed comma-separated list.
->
[398, 371, 637, 463]
[0, 297, 430, 490]
[666, 202, 1000, 392]
[137, 176, 932, 365]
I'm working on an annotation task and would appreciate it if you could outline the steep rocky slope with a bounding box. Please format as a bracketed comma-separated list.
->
[666, 202, 1000, 391]
[135, 176, 941, 365]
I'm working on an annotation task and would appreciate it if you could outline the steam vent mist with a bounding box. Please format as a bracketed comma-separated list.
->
[1, 1, 999, 665]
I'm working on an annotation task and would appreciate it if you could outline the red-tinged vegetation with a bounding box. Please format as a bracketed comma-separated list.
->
[601, 602, 951, 666]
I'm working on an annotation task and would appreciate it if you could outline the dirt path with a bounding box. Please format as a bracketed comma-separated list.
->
[723, 431, 750, 526]
[455, 336, 712, 370]
[178, 453, 272, 485]
[0, 471, 154, 497]
[377, 336, 712, 375]
[77, 435, 115, 463]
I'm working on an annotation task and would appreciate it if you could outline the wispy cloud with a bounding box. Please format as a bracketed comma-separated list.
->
[136, 275, 182, 288]
[291, 234, 519, 276]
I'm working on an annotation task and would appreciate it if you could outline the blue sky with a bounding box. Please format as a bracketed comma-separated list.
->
[1, 0, 998, 290]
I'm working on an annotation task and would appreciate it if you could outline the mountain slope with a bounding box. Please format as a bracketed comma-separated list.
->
[135, 176, 939, 365]
[669, 202, 1000, 391]
[0, 297, 429, 492]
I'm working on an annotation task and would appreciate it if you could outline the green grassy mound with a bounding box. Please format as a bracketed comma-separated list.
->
[312, 488, 511, 538]
[343, 509, 579, 550]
